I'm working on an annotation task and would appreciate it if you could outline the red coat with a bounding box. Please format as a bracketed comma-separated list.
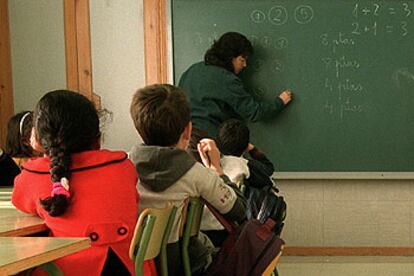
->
[12, 150, 156, 276]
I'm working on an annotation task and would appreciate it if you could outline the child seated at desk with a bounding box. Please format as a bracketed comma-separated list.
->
[6, 111, 38, 167]
[129, 84, 246, 275]
[201, 119, 276, 246]
[0, 111, 37, 186]
[216, 119, 275, 190]
[12, 90, 155, 276]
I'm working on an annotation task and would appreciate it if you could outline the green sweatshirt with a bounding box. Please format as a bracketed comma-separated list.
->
[178, 61, 285, 137]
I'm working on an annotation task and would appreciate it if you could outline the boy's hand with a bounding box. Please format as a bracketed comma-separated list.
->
[197, 138, 223, 175]
[247, 143, 255, 151]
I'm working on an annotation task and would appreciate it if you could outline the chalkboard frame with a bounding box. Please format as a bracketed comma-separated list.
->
[144, 0, 414, 179]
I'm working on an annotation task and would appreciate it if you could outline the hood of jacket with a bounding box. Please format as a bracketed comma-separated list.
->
[129, 144, 196, 192]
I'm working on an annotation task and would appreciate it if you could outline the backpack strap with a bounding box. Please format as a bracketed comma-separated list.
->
[205, 201, 237, 234]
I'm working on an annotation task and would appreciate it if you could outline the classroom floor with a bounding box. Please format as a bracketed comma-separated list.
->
[278, 256, 414, 276]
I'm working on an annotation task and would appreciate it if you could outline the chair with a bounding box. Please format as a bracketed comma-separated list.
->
[262, 244, 284, 276]
[39, 263, 63, 276]
[0, 188, 12, 201]
[0, 188, 13, 208]
[181, 197, 204, 276]
[129, 203, 177, 276]
[25, 262, 62, 276]
[0, 201, 14, 208]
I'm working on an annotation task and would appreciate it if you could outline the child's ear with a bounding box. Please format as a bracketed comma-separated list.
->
[177, 122, 192, 150]
[183, 122, 192, 141]
[175, 122, 193, 150]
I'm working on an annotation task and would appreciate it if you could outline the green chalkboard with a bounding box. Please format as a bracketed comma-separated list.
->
[172, 0, 414, 172]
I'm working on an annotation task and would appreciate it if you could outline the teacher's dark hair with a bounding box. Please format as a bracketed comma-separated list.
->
[204, 32, 253, 72]
[34, 90, 100, 216]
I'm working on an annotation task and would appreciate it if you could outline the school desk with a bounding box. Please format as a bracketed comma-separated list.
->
[0, 187, 12, 201]
[0, 237, 90, 275]
[0, 208, 47, 237]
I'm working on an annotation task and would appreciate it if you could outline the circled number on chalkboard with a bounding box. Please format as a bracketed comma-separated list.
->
[250, 5, 314, 26]
[268, 6, 288, 25]
[294, 5, 314, 24]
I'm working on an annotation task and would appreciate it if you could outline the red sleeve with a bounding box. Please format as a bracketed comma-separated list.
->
[11, 173, 38, 214]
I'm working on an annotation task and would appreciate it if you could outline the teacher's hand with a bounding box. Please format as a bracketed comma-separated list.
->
[278, 90, 293, 105]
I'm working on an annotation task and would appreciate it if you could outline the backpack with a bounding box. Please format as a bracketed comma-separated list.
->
[204, 191, 285, 276]
[246, 185, 287, 236]
[204, 219, 284, 276]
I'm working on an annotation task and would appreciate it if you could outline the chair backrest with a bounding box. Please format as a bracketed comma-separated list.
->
[261, 244, 284, 276]
[0, 188, 13, 209]
[184, 197, 204, 237]
[0, 187, 12, 201]
[129, 203, 177, 276]
[181, 197, 204, 276]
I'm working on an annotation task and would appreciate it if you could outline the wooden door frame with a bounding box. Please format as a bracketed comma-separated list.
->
[143, 0, 169, 85]
[0, 0, 97, 148]
[0, 0, 13, 148]
[64, 0, 99, 106]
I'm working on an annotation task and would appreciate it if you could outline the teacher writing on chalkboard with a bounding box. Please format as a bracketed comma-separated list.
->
[179, 32, 293, 138]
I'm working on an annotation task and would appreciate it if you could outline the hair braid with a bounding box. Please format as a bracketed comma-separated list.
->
[40, 144, 71, 217]
[49, 144, 71, 181]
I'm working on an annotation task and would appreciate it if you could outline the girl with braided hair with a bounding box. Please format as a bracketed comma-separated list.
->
[12, 90, 156, 276]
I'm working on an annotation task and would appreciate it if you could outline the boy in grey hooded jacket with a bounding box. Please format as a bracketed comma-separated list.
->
[129, 84, 246, 275]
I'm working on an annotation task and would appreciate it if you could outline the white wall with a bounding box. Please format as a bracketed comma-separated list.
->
[278, 179, 414, 247]
[9, 0, 66, 113]
[90, 0, 145, 151]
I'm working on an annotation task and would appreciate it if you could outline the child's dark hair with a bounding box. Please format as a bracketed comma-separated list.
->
[216, 119, 249, 157]
[204, 32, 253, 72]
[34, 90, 100, 217]
[5, 111, 34, 158]
[130, 84, 191, 146]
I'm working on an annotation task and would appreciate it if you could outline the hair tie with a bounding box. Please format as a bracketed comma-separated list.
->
[19, 112, 31, 136]
[51, 177, 70, 198]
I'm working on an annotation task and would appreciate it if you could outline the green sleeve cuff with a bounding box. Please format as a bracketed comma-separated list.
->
[275, 96, 285, 109]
